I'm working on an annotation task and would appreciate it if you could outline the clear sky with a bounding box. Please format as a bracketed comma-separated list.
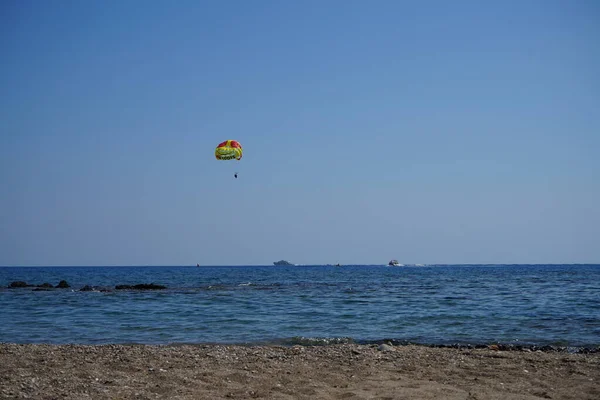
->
[1, 0, 598, 266]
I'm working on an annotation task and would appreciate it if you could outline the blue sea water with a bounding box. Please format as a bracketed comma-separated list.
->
[1, 265, 599, 348]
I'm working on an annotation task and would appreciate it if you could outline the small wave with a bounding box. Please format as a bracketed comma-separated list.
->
[276, 336, 356, 346]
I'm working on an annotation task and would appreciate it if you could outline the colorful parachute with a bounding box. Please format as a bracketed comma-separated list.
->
[215, 140, 243, 161]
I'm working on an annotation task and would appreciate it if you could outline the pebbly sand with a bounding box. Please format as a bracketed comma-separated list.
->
[1, 343, 598, 399]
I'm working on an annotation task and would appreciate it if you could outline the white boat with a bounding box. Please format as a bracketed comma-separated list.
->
[388, 259, 404, 267]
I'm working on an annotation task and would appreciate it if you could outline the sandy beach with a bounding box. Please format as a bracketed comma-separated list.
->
[1, 343, 598, 399]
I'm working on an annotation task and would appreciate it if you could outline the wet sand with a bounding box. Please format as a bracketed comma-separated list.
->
[1, 343, 598, 399]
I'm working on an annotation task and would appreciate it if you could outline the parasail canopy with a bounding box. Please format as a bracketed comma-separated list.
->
[215, 140, 243, 161]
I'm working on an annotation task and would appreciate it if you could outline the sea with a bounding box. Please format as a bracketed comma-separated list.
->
[1, 265, 599, 350]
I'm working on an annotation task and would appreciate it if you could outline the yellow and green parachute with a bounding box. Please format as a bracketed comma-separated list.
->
[215, 140, 243, 161]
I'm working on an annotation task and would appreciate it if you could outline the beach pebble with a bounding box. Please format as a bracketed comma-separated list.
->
[378, 344, 395, 352]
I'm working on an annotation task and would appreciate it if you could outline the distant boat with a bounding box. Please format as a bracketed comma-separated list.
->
[273, 260, 294, 266]
[388, 259, 404, 267]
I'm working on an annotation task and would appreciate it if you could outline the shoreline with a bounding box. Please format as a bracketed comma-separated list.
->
[3, 338, 599, 353]
[254, 339, 600, 353]
[1, 343, 598, 399]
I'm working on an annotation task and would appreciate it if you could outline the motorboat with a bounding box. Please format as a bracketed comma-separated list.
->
[388, 259, 404, 267]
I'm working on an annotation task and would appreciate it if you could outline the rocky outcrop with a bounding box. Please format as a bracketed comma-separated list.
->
[8, 281, 32, 288]
[77, 285, 111, 292]
[115, 283, 167, 290]
[8, 280, 68, 289]
[7, 280, 166, 291]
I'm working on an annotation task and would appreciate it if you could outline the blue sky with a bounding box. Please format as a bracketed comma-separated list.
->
[1, 0, 598, 266]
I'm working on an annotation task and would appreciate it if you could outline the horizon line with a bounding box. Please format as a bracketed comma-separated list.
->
[1, 263, 599, 268]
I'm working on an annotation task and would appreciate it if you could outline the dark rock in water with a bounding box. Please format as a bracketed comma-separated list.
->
[78, 285, 112, 292]
[8, 281, 32, 288]
[56, 280, 70, 288]
[115, 283, 167, 290]
[37, 283, 54, 288]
